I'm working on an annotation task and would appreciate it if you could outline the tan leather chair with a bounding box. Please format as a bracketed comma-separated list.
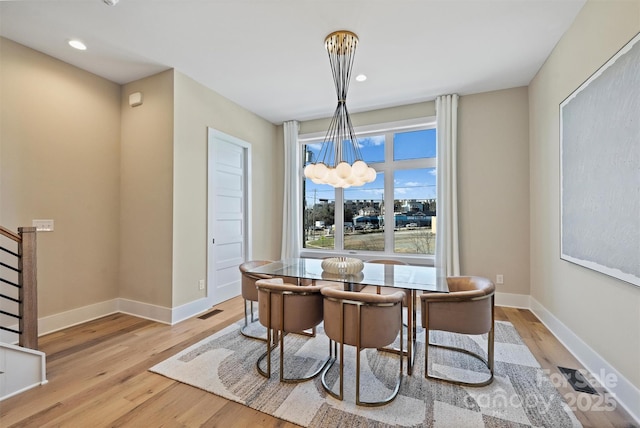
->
[321, 286, 405, 407]
[420, 276, 495, 386]
[239, 260, 275, 341]
[255, 278, 330, 383]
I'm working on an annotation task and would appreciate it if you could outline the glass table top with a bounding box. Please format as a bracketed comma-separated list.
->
[246, 258, 449, 293]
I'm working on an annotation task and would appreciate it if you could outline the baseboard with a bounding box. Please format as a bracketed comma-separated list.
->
[117, 297, 213, 325]
[170, 297, 213, 324]
[116, 298, 172, 325]
[39, 299, 119, 336]
[529, 297, 640, 424]
[35, 296, 209, 337]
[495, 292, 530, 308]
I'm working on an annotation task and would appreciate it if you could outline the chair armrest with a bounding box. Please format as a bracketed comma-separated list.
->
[421, 289, 493, 303]
[256, 278, 326, 293]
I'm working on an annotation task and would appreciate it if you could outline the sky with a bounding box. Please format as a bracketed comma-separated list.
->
[304, 128, 437, 205]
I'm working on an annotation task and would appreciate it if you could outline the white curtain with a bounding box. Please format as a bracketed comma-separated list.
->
[435, 94, 461, 278]
[281, 120, 301, 259]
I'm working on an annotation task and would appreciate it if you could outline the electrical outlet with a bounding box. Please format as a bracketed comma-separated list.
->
[198, 279, 205, 290]
[496, 274, 504, 284]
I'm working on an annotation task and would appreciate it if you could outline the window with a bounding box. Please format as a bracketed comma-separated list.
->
[301, 118, 436, 261]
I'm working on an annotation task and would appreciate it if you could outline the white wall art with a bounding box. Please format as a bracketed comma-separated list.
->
[560, 31, 640, 287]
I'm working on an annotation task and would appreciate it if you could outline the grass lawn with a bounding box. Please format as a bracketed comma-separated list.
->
[305, 229, 435, 254]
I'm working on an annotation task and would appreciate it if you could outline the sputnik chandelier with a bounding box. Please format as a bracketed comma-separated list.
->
[303, 30, 377, 188]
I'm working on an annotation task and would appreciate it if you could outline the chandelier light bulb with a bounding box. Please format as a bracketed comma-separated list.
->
[365, 167, 377, 182]
[326, 169, 340, 187]
[352, 160, 368, 177]
[346, 175, 361, 186]
[304, 163, 316, 180]
[315, 163, 329, 180]
[336, 161, 351, 179]
[303, 160, 378, 187]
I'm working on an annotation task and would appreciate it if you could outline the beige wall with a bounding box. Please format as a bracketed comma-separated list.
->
[0, 38, 121, 316]
[529, 0, 640, 387]
[119, 70, 175, 307]
[1, 38, 280, 315]
[458, 88, 530, 294]
[299, 101, 436, 134]
[299, 91, 530, 295]
[172, 72, 280, 306]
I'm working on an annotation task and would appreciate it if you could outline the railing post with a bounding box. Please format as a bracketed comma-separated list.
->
[18, 226, 38, 350]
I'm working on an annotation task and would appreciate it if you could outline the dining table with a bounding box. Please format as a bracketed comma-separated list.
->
[244, 257, 449, 375]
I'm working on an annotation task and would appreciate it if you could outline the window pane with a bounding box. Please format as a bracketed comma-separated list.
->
[344, 172, 384, 252]
[393, 168, 436, 254]
[303, 180, 335, 250]
[358, 135, 385, 163]
[393, 129, 436, 161]
[304, 134, 384, 165]
[304, 142, 323, 165]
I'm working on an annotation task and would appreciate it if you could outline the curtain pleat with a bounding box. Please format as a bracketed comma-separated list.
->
[435, 94, 461, 280]
[281, 120, 301, 259]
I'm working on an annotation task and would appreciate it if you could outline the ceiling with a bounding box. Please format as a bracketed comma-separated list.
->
[0, 0, 585, 124]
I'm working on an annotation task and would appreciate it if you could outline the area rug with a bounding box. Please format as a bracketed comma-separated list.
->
[150, 319, 582, 427]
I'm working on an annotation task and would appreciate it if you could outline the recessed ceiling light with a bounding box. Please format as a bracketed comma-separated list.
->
[68, 39, 87, 51]
[355, 74, 367, 82]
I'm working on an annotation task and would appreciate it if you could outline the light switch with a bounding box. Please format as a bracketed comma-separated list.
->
[32, 219, 54, 232]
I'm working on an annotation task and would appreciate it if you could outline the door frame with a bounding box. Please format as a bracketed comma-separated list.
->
[207, 127, 252, 307]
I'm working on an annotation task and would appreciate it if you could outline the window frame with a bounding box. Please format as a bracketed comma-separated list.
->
[298, 117, 437, 266]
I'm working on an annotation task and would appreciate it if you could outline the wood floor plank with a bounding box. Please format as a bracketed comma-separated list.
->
[1, 299, 636, 428]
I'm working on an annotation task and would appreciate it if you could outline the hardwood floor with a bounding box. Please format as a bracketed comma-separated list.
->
[1, 298, 636, 427]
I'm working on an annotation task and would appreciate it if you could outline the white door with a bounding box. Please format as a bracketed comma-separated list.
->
[207, 128, 251, 306]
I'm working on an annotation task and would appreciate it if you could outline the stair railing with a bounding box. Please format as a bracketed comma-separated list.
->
[0, 226, 38, 350]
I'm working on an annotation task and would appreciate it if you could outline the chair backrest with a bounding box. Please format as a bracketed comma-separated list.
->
[321, 287, 405, 349]
[256, 278, 325, 333]
[239, 260, 274, 301]
[422, 276, 495, 335]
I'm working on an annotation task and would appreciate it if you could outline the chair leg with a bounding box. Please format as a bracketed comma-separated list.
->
[488, 322, 495, 375]
[424, 327, 494, 386]
[425, 329, 429, 379]
[321, 303, 345, 402]
[280, 338, 330, 383]
[423, 298, 495, 387]
[321, 339, 344, 399]
[258, 330, 329, 382]
[256, 292, 329, 383]
[241, 299, 267, 342]
[323, 301, 403, 406]
[256, 291, 275, 378]
[321, 339, 340, 400]
[256, 330, 278, 378]
[356, 303, 402, 407]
